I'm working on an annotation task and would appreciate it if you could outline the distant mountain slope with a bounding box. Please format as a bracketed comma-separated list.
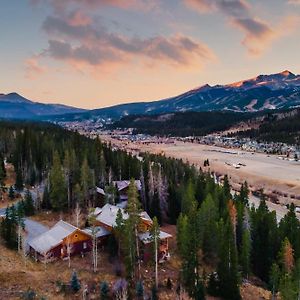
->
[50, 70, 300, 122]
[0, 93, 86, 119]
[232, 108, 300, 145]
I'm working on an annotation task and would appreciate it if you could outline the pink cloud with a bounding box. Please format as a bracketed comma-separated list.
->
[231, 15, 300, 56]
[24, 56, 47, 79]
[40, 14, 216, 71]
[32, 0, 160, 13]
[67, 10, 92, 26]
[184, 0, 300, 56]
[184, 0, 250, 16]
[288, 0, 300, 4]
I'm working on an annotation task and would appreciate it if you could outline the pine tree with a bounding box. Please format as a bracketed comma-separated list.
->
[0, 153, 6, 186]
[8, 186, 15, 200]
[198, 193, 218, 260]
[269, 263, 280, 299]
[100, 281, 109, 300]
[41, 185, 51, 210]
[217, 219, 241, 300]
[49, 151, 67, 211]
[124, 179, 141, 279]
[136, 281, 144, 299]
[104, 184, 117, 205]
[15, 167, 23, 191]
[181, 180, 196, 216]
[1, 206, 18, 249]
[279, 203, 300, 259]
[23, 189, 35, 216]
[240, 228, 251, 278]
[81, 157, 92, 207]
[115, 208, 125, 258]
[70, 271, 81, 292]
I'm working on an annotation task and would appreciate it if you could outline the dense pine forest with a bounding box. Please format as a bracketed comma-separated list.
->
[110, 111, 252, 137]
[1, 120, 300, 299]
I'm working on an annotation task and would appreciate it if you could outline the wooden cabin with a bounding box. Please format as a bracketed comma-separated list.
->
[28, 220, 92, 262]
[138, 230, 172, 262]
[112, 180, 142, 201]
[92, 203, 172, 261]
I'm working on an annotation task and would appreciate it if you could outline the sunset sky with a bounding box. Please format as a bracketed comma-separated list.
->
[1, 0, 300, 109]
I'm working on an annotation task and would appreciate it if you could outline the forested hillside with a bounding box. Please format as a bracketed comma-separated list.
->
[1, 121, 300, 299]
[233, 109, 300, 145]
[111, 111, 252, 136]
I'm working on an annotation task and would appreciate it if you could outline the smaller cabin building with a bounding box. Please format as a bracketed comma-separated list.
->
[28, 220, 92, 262]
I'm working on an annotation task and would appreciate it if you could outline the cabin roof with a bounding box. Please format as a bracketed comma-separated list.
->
[96, 203, 129, 228]
[95, 203, 152, 229]
[112, 180, 142, 192]
[82, 226, 111, 238]
[138, 230, 172, 244]
[28, 220, 79, 254]
[96, 187, 105, 196]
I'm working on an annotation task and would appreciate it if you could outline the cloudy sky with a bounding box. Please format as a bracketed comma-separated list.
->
[1, 0, 300, 109]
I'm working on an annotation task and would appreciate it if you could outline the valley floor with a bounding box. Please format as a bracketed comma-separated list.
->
[101, 135, 300, 211]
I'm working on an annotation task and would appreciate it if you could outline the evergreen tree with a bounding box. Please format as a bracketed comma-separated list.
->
[15, 167, 23, 191]
[23, 189, 35, 216]
[217, 219, 241, 300]
[1, 206, 18, 249]
[269, 263, 280, 299]
[136, 281, 144, 299]
[279, 203, 300, 259]
[81, 157, 93, 206]
[104, 184, 117, 205]
[49, 151, 67, 211]
[41, 185, 51, 210]
[70, 271, 81, 292]
[8, 186, 15, 200]
[100, 281, 109, 300]
[0, 153, 6, 186]
[198, 193, 218, 260]
[223, 175, 231, 202]
[124, 179, 141, 279]
[251, 199, 279, 282]
[181, 180, 196, 216]
[240, 228, 251, 278]
[115, 208, 125, 258]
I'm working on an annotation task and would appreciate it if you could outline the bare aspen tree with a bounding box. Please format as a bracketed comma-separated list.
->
[140, 166, 146, 209]
[88, 212, 98, 273]
[21, 231, 27, 268]
[73, 202, 82, 228]
[148, 163, 155, 209]
[150, 217, 160, 289]
[66, 236, 73, 268]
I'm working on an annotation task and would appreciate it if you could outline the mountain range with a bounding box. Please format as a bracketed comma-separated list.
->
[0, 93, 85, 119]
[1, 70, 300, 121]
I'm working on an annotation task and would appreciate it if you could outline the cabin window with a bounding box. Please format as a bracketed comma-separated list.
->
[83, 242, 87, 249]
